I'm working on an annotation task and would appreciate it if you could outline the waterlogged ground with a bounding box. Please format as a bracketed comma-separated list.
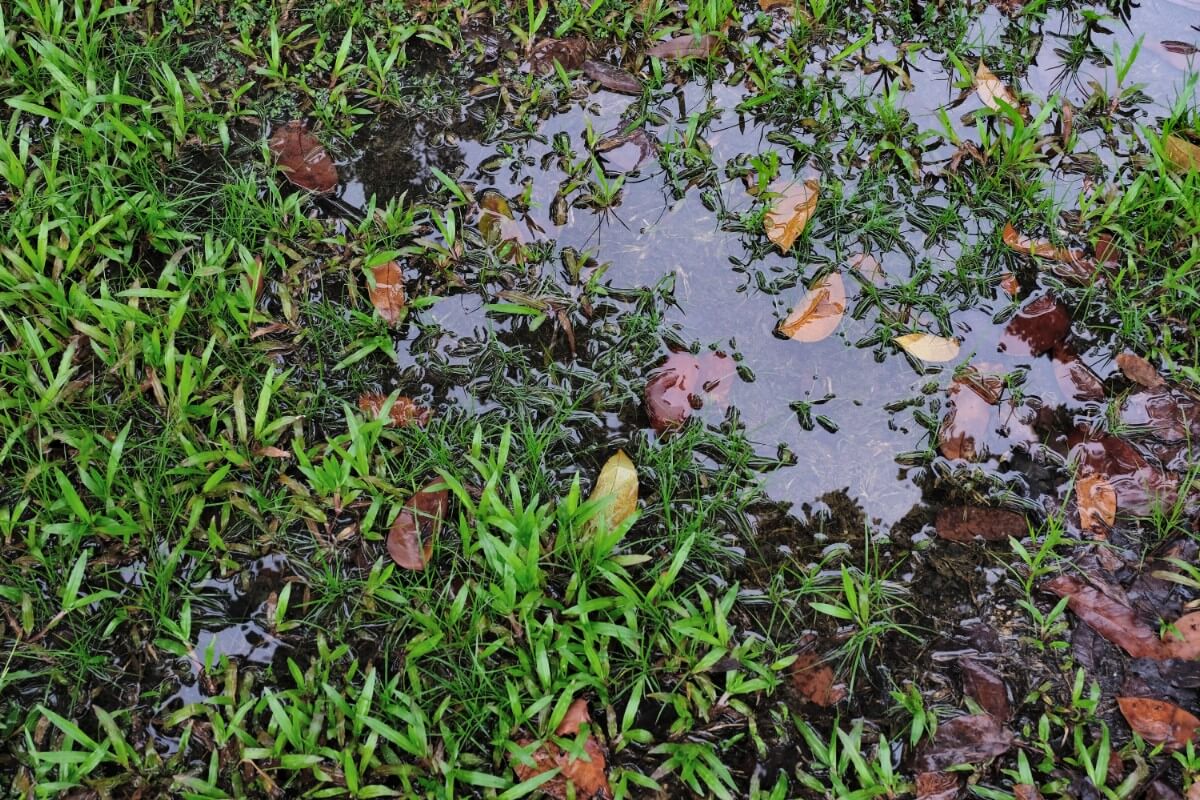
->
[3, 0, 1200, 798]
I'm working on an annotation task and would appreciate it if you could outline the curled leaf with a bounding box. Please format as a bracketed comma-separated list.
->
[1118, 697, 1200, 751]
[587, 450, 638, 532]
[778, 272, 845, 342]
[268, 121, 339, 194]
[895, 333, 960, 362]
[764, 179, 820, 253]
[975, 61, 1016, 110]
[369, 261, 406, 326]
[388, 482, 448, 570]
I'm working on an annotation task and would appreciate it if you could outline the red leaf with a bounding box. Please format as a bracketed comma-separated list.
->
[935, 507, 1027, 543]
[387, 482, 448, 570]
[268, 121, 339, 194]
[1118, 697, 1200, 751]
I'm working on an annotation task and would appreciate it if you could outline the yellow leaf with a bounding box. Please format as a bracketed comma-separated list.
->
[765, 179, 820, 253]
[1164, 134, 1200, 173]
[894, 333, 961, 362]
[975, 61, 1016, 111]
[587, 450, 638, 532]
[778, 272, 845, 342]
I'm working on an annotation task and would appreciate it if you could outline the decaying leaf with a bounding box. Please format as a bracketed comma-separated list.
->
[528, 37, 589, 74]
[935, 507, 1027, 543]
[999, 294, 1071, 357]
[369, 261, 406, 326]
[594, 128, 658, 173]
[512, 699, 612, 800]
[268, 121, 339, 194]
[1118, 697, 1200, 751]
[1044, 575, 1172, 659]
[1076, 475, 1116, 533]
[975, 61, 1017, 110]
[646, 33, 718, 59]
[587, 450, 638, 532]
[358, 393, 431, 427]
[1052, 346, 1106, 402]
[849, 253, 886, 287]
[1164, 134, 1200, 173]
[960, 659, 1011, 721]
[1000, 273, 1020, 297]
[479, 190, 524, 243]
[916, 772, 959, 800]
[790, 652, 846, 707]
[764, 179, 820, 253]
[920, 713, 1014, 771]
[1001, 224, 1096, 283]
[759, 0, 794, 9]
[644, 351, 735, 434]
[1014, 786, 1044, 800]
[1163, 612, 1200, 660]
[387, 482, 448, 570]
[583, 59, 643, 94]
[778, 272, 845, 342]
[1115, 352, 1166, 389]
[895, 333, 961, 362]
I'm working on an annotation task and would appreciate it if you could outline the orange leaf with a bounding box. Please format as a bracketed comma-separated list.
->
[369, 261, 406, 326]
[1000, 273, 1020, 297]
[1164, 612, 1200, 660]
[1118, 697, 1200, 751]
[512, 700, 612, 800]
[268, 121, 339, 194]
[1076, 475, 1116, 534]
[1115, 352, 1166, 389]
[778, 272, 845, 342]
[765, 179, 820, 253]
[358, 393, 430, 427]
[790, 652, 846, 706]
[387, 482, 448, 570]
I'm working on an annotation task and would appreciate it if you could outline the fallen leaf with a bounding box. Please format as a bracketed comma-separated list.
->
[512, 699, 612, 800]
[916, 772, 959, 800]
[895, 333, 960, 362]
[1163, 612, 1200, 660]
[1001, 224, 1095, 282]
[594, 128, 658, 173]
[697, 351, 736, 405]
[935, 507, 1027, 543]
[975, 61, 1016, 110]
[1044, 575, 1169, 659]
[999, 294, 1071, 357]
[759, 0, 794, 9]
[254, 446, 292, 459]
[369, 261, 406, 326]
[1118, 697, 1200, 751]
[939, 381, 994, 461]
[587, 450, 638, 533]
[479, 190, 524, 244]
[790, 652, 846, 706]
[1014, 786, 1044, 800]
[528, 38, 589, 74]
[920, 713, 1014, 771]
[646, 33, 718, 59]
[644, 351, 735, 434]
[1191, 781, 1200, 800]
[960, 659, 1011, 721]
[358, 393, 431, 427]
[1060, 101, 1074, 143]
[1164, 134, 1200, 173]
[268, 121, 339, 194]
[849, 253, 886, 287]
[1116, 352, 1166, 389]
[583, 60, 642, 94]
[1076, 475, 1116, 533]
[1118, 389, 1200, 444]
[1052, 346, 1106, 402]
[387, 482, 448, 570]
[1067, 429, 1177, 516]
[778, 272, 845, 342]
[1094, 231, 1120, 265]
[764, 179, 820, 253]
[1000, 273, 1020, 297]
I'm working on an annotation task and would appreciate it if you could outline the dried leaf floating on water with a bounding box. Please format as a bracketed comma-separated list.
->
[778, 272, 845, 342]
[511, 699, 612, 800]
[1118, 697, 1200, 751]
[582, 59, 643, 94]
[527, 37, 589, 74]
[586, 450, 638, 533]
[764, 179, 820, 253]
[357, 393, 430, 427]
[644, 351, 735, 434]
[387, 482, 448, 571]
[894, 333, 960, 362]
[369, 261, 406, 326]
[974, 61, 1017, 110]
[268, 121, 339, 194]
[1076, 474, 1117, 533]
[645, 33, 719, 59]
[1164, 134, 1200, 173]
[1115, 352, 1166, 389]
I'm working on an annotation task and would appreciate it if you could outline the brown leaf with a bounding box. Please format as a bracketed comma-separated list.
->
[1191, 781, 1200, 800]
[1076, 475, 1116, 533]
[1164, 134, 1200, 173]
[999, 294, 1071, 357]
[479, 190, 525, 244]
[1044, 575, 1169, 659]
[759, 0, 794, 9]
[369, 261, 406, 326]
[1052, 346, 1106, 402]
[1014, 786, 1044, 800]
[594, 128, 658, 173]
[1000, 273, 1020, 297]
[935, 507, 1027, 543]
[920, 713, 1014, 771]
[975, 61, 1016, 110]
[646, 33, 718, 59]
[512, 700, 612, 800]
[916, 772, 959, 800]
[387, 482, 448, 570]
[790, 652, 846, 706]
[587, 450, 638, 533]
[528, 38, 589, 74]
[358, 393, 431, 427]
[583, 60, 642, 94]
[778, 272, 845, 342]
[1116, 352, 1166, 389]
[644, 351, 734, 434]
[1001, 224, 1095, 282]
[960, 659, 1011, 721]
[764, 179, 820, 253]
[1164, 612, 1200, 660]
[849, 253, 886, 287]
[268, 121, 339, 194]
[1118, 697, 1200, 751]
[1067, 429, 1178, 516]
[1060, 101, 1074, 143]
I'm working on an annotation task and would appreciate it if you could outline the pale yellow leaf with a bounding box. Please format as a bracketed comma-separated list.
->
[778, 272, 845, 342]
[587, 450, 638, 532]
[765, 179, 820, 253]
[975, 61, 1016, 111]
[894, 333, 961, 362]
[1164, 134, 1200, 173]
